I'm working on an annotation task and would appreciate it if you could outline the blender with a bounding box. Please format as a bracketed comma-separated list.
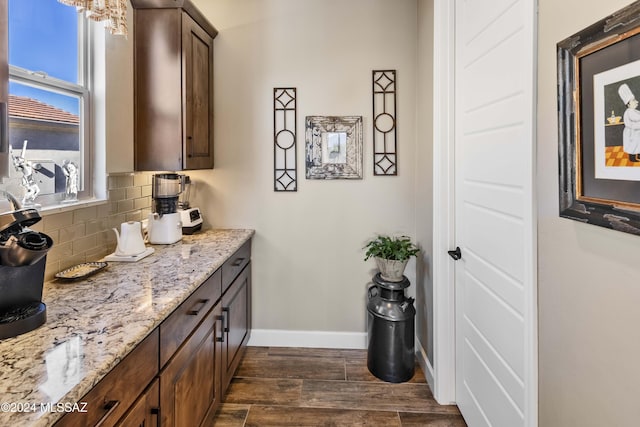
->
[147, 173, 183, 244]
[177, 175, 203, 234]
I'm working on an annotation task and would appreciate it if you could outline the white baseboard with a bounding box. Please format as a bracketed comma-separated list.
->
[248, 329, 367, 349]
[416, 338, 435, 392]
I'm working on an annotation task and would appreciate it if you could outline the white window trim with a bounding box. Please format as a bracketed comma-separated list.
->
[6, 11, 101, 210]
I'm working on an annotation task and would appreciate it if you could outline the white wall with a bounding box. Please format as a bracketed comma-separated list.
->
[189, 0, 419, 342]
[538, 0, 640, 425]
[416, 0, 435, 368]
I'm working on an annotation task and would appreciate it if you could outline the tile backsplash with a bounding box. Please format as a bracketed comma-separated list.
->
[33, 172, 154, 281]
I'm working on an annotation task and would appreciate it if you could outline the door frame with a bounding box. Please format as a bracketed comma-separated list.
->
[431, 0, 456, 406]
[431, 0, 539, 425]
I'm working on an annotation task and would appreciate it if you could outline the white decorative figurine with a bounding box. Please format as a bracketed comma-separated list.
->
[10, 140, 40, 207]
[62, 160, 79, 203]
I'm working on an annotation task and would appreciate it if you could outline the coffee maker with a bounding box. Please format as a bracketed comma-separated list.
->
[148, 173, 183, 245]
[0, 191, 53, 339]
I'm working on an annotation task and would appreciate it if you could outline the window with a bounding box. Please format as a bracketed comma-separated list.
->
[3, 0, 91, 207]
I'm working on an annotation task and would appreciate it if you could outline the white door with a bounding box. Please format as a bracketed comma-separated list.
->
[453, 0, 536, 426]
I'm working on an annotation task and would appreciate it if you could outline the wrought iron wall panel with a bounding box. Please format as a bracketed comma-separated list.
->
[372, 70, 397, 175]
[274, 88, 297, 191]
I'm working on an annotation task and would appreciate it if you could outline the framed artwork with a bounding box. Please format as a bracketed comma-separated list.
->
[557, 1, 640, 235]
[305, 116, 363, 179]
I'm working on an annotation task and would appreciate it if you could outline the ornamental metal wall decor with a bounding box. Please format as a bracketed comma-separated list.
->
[274, 88, 297, 191]
[305, 116, 363, 179]
[372, 70, 397, 175]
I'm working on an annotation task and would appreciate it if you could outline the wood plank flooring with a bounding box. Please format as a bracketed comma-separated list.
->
[212, 346, 467, 426]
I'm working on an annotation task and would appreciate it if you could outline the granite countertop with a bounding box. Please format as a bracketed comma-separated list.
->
[0, 228, 254, 427]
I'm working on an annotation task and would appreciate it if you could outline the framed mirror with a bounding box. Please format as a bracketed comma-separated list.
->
[305, 116, 363, 179]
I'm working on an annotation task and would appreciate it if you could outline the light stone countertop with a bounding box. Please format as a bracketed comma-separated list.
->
[0, 228, 254, 427]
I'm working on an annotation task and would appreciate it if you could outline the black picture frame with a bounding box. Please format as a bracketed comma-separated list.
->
[557, 1, 640, 235]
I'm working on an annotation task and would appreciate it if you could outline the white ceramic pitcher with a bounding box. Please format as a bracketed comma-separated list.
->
[113, 221, 146, 256]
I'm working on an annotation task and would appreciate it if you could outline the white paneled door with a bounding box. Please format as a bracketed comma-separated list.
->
[452, 0, 536, 426]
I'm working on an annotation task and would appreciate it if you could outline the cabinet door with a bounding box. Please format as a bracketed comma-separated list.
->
[134, 8, 183, 171]
[182, 11, 214, 170]
[160, 304, 222, 427]
[221, 264, 251, 392]
[116, 379, 159, 427]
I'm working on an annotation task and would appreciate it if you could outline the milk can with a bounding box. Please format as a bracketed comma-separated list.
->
[367, 272, 415, 383]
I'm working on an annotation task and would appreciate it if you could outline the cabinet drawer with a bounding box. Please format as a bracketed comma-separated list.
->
[160, 269, 221, 366]
[55, 329, 159, 427]
[222, 240, 251, 293]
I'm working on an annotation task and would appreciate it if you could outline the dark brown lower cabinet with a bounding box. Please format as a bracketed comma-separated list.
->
[160, 304, 222, 427]
[221, 264, 251, 393]
[55, 240, 251, 427]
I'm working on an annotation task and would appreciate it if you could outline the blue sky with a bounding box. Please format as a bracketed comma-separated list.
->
[8, 0, 80, 115]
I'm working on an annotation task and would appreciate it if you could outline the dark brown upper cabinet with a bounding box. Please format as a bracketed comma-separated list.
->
[132, 0, 217, 171]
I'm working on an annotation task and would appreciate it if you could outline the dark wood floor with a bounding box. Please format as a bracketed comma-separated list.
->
[212, 346, 467, 426]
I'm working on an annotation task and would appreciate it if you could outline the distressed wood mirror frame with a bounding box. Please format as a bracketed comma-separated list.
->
[305, 116, 363, 179]
[558, 1, 640, 235]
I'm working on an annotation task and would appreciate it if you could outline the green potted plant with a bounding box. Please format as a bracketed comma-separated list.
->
[364, 235, 419, 282]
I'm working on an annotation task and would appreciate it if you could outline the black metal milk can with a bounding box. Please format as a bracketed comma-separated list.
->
[367, 272, 415, 383]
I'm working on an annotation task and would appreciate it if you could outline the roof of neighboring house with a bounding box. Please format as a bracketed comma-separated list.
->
[8, 94, 79, 125]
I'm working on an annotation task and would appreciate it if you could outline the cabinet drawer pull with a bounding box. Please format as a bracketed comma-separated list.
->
[95, 399, 120, 427]
[151, 407, 161, 426]
[231, 257, 245, 267]
[216, 315, 225, 342]
[222, 307, 230, 332]
[187, 299, 210, 316]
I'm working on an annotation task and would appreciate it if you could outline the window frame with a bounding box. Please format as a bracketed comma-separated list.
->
[6, 7, 93, 207]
